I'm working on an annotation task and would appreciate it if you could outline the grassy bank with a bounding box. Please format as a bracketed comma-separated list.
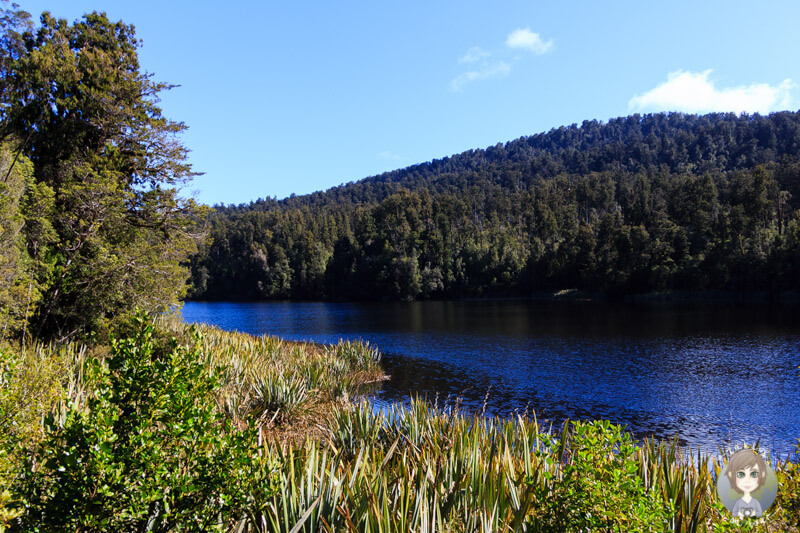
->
[1, 315, 798, 531]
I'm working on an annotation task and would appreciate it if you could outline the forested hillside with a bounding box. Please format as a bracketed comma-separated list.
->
[190, 112, 800, 301]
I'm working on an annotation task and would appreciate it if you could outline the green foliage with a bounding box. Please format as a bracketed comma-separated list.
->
[778, 448, 800, 528]
[1, 8, 203, 341]
[328, 400, 385, 457]
[191, 113, 800, 302]
[249, 371, 309, 424]
[636, 437, 716, 532]
[0, 143, 40, 338]
[181, 321, 384, 429]
[530, 420, 672, 532]
[268, 399, 800, 532]
[11, 314, 276, 532]
[267, 400, 678, 532]
[789, 365, 800, 527]
[2, 318, 799, 532]
[0, 341, 86, 531]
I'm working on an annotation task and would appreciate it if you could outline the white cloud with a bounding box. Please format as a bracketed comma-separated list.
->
[459, 46, 491, 64]
[378, 150, 402, 161]
[629, 70, 795, 114]
[451, 28, 552, 92]
[450, 61, 511, 92]
[505, 28, 554, 55]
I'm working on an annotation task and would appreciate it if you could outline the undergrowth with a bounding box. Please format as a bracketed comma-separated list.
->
[0, 314, 798, 532]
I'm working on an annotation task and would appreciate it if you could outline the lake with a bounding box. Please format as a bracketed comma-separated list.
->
[181, 300, 800, 457]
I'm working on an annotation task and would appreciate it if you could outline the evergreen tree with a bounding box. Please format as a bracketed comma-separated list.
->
[1, 8, 203, 339]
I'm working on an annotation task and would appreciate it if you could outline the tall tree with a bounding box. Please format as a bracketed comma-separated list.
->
[0, 143, 36, 337]
[1, 8, 203, 340]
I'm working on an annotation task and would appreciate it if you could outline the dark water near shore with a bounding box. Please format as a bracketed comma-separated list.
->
[181, 300, 800, 457]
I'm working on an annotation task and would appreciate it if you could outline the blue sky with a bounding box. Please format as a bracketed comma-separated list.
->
[15, 1, 800, 206]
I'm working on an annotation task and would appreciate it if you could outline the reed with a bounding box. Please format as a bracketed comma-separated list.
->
[163, 321, 800, 532]
[255, 399, 800, 532]
[163, 320, 384, 435]
[3, 319, 799, 532]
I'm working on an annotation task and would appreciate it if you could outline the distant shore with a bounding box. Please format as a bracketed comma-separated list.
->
[185, 288, 800, 305]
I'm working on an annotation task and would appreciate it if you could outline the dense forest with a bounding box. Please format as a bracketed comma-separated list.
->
[0, 5, 202, 341]
[190, 112, 800, 301]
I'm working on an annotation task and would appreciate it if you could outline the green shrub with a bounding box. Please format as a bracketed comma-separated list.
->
[529, 420, 673, 532]
[0, 342, 84, 531]
[11, 314, 276, 532]
[778, 444, 800, 529]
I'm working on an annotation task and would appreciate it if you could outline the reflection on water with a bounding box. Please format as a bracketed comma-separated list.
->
[182, 300, 800, 457]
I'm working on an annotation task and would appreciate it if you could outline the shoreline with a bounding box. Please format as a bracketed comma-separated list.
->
[184, 288, 800, 305]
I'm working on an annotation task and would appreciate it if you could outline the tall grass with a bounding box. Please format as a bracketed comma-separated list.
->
[259, 399, 799, 532]
[166, 321, 384, 433]
[262, 400, 650, 531]
[0, 341, 90, 529]
[3, 318, 799, 532]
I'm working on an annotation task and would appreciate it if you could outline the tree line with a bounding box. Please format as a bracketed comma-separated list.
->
[191, 112, 800, 301]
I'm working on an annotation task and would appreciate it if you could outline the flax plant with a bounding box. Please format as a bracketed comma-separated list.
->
[162, 320, 384, 432]
[257, 398, 800, 532]
[4, 317, 799, 532]
[0, 341, 89, 529]
[259, 399, 664, 531]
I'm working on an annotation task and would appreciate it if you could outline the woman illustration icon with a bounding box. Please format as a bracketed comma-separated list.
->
[718, 449, 777, 519]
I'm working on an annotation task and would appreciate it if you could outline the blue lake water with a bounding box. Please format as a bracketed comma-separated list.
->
[181, 300, 800, 457]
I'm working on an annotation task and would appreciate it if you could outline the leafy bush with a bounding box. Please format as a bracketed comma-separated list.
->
[0, 342, 84, 531]
[11, 314, 276, 532]
[529, 420, 673, 532]
[777, 444, 800, 529]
